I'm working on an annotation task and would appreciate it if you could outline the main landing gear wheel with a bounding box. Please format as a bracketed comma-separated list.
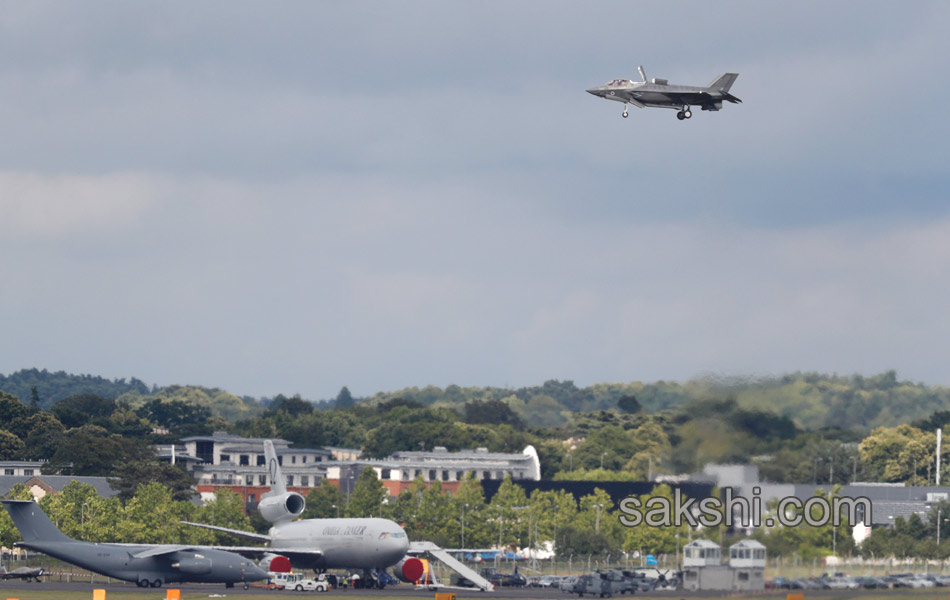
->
[676, 111, 685, 120]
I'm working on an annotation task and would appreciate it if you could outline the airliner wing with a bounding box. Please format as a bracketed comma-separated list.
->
[180, 521, 272, 543]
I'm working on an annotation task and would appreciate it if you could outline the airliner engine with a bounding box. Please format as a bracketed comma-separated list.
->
[260, 553, 292, 573]
[257, 491, 305, 524]
[392, 557, 425, 583]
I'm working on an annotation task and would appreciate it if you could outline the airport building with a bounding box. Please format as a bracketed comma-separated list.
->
[681, 539, 766, 591]
[164, 432, 541, 506]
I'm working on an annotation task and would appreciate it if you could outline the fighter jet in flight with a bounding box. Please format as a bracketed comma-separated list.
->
[587, 66, 741, 120]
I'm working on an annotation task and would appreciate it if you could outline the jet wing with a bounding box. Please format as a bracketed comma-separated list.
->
[130, 545, 201, 559]
[180, 521, 272, 543]
[204, 545, 324, 563]
[610, 91, 645, 108]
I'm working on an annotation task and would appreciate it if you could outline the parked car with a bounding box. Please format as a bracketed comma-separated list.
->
[826, 576, 860, 589]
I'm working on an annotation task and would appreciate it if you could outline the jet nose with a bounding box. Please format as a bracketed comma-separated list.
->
[586, 87, 604, 97]
[245, 563, 269, 582]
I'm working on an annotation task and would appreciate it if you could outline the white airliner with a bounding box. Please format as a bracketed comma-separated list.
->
[183, 440, 424, 586]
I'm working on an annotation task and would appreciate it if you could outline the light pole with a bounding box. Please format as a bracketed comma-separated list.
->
[460, 503, 469, 549]
[594, 503, 604, 533]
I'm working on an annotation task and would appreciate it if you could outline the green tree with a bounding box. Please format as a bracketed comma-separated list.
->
[489, 476, 529, 547]
[572, 425, 636, 471]
[529, 488, 578, 556]
[109, 460, 197, 502]
[860, 424, 935, 484]
[303, 478, 345, 519]
[20, 411, 66, 460]
[0, 430, 24, 459]
[45, 425, 152, 476]
[50, 394, 117, 429]
[463, 399, 524, 429]
[116, 482, 199, 544]
[194, 490, 254, 544]
[389, 476, 428, 539]
[345, 467, 386, 518]
[619, 485, 688, 557]
[0, 391, 30, 437]
[450, 474, 491, 548]
[136, 398, 213, 437]
[617, 395, 642, 414]
[623, 421, 672, 477]
[0, 483, 33, 547]
[335, 387, 355, 409]
[38, 481, 117, 542]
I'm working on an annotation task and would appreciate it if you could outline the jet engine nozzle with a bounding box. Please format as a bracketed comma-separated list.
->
[260, 553, 292, 573]
[393, 557, 425, 583]
[258, 491, 305, 524]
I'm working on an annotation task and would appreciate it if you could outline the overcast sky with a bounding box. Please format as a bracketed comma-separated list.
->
[2, 1, 949, 400]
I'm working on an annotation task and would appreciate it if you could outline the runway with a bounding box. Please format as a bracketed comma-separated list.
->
[0, 580, 945, 599]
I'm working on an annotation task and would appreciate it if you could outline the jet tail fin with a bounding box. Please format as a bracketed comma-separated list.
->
[708, 73, 738, 93]
[1, 500, 73, 543]
[263, 440, 288, 496]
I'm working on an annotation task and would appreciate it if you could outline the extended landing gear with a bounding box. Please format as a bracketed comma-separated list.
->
[622, 107, 628, 118]
[676, 107, 692, 120]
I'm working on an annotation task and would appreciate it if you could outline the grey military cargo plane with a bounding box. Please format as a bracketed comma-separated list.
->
[586, 66, 741, 120]
[1, 500, 268, 589]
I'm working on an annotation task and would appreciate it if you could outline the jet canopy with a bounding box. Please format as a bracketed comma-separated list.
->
[605, 79, 633, 87]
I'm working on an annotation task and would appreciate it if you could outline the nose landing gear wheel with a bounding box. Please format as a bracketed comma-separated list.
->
[622, 111, 628, 118]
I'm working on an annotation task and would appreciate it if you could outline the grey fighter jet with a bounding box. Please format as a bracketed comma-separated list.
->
[587, 66, 741, 120]
[0, 565, 46, 582]
[1, 500, 268, 589]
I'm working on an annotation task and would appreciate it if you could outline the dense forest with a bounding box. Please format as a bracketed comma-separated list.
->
[2, 368, 950, 486]
[4, 368, 950, 560]
[5, 368, 949, 431]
